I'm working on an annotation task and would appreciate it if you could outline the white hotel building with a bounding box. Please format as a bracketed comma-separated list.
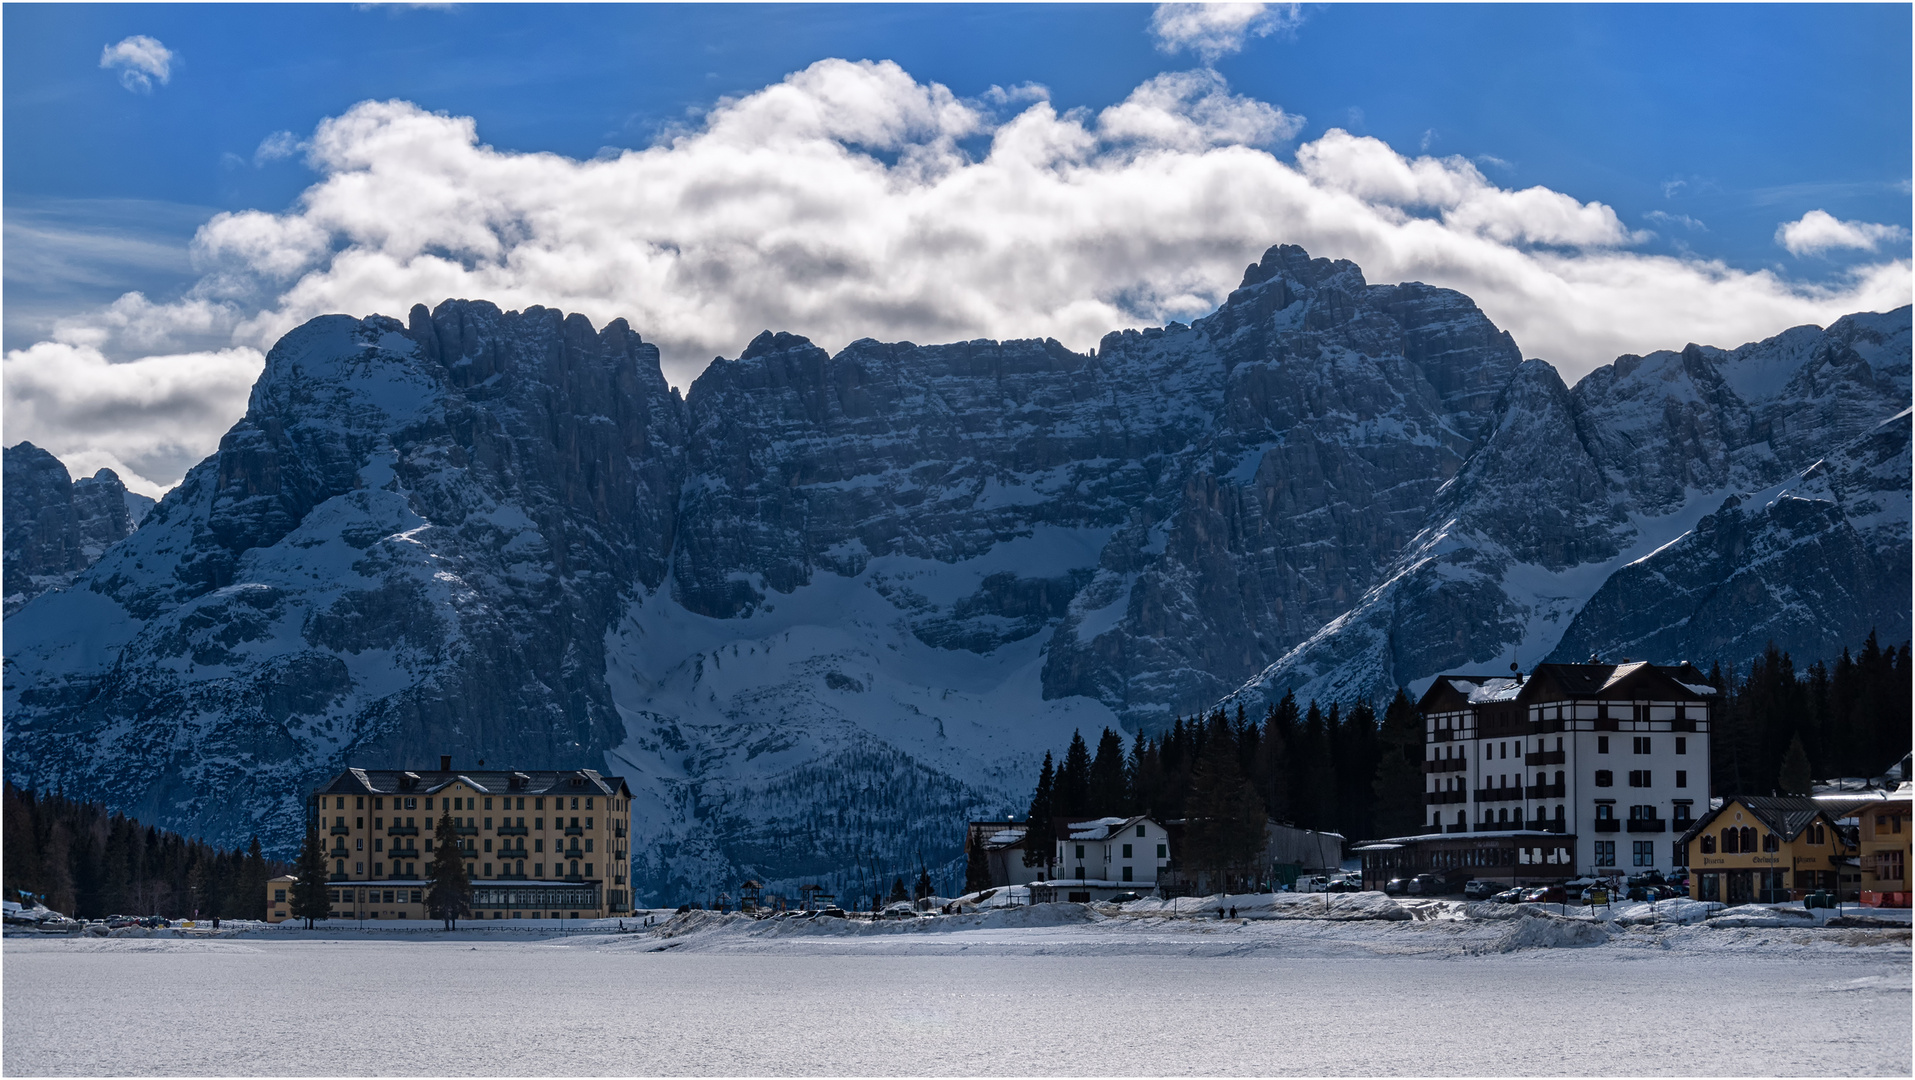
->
[1363, 662, 1714, 886]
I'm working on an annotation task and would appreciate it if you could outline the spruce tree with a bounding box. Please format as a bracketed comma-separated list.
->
[888, 876, 909, 903]
[240, 836, 269, 920]
[426, 810, 471, 929]
[915, 867, 934, 901]
[291, 824, 331, 928]
[1371, 689, 1425, 839]
[1779, 732, 1813, 795]
[1087, 728, 1127, 816]
[1021, 753, 1056, 875]
[1057, 731, 1092, 817]
[965, 835, 992, 894]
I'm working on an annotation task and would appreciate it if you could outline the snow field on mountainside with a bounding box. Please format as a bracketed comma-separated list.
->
[5, 928, 1907, 1076]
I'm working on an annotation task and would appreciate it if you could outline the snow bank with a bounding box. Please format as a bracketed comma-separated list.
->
[1705, 904, 1819, 929]
[1123, 891, 1410, 921]
[1481, 910, 1612, 952]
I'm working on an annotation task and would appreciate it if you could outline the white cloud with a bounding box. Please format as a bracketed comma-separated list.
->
[1644, 210, 1706, 232]
[99, 35, 174, 93]
[1150, 3, 1302, 62]
[14, 59, 1911, 493]
[1776, 209, 1911, 257]
[254, 131, 303, 165]
[2, 340, 261, 497]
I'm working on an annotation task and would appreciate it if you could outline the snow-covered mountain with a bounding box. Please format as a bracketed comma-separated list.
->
[4, 442, 152, 615]
[4, 245, 1906, 902]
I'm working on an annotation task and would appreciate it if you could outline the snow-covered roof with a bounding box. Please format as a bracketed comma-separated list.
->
[985, 829, 1026, 847]
[1066, 816, 1141, 841]
[1464, 677, 1523, 704]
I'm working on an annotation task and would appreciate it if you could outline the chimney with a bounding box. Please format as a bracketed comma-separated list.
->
[440, 754, 451, 772]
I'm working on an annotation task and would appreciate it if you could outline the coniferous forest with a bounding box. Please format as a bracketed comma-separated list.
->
[2, 784, 289, 919]
[1020, 633, 1912, 857]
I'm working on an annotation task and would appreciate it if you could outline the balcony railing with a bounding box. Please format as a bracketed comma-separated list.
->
[1444, 824, 1469, 834]
[387, 825, 418, 836]
[1524, 750, 1566, 766]
[1424, 759, 1469, 774]
[454, 826, 478, 836]
[564, 825, 584, 836]
[1424, 790, 1467, 805]
[1626, 819, 1667, 833]
[1474, 789, 1524, 803]
[497, 825, 528, 836]
[330, 824, 351, 835]
[1525, 783, 1566, 799]
[1593, 819, 1621, 833]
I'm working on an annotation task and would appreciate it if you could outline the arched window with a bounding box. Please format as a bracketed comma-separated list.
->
[1742, 827, 1758, 852]
[1498, 808, 1508, 824]
[1700, 834, 1716, 854]
[1721, 828, 1738, 854]
[1456, 811, 1466, 826]
[1513, 807, 1524, 825]
[1555, 804, 1566, 822]
[1761, 832, 1778, 853]
[1554, 771, 1565, 787]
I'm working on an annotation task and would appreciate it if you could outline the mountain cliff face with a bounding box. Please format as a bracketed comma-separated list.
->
[3, 442, 152, 615]
[5, 245, 1906, 902]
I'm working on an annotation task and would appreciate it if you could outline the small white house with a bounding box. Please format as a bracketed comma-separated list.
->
[1052, 816, 1169, 889]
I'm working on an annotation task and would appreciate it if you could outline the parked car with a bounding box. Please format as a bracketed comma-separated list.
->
[1463, 879, 1501, 900]
[1580, 885, 1611, 905]
[1409, 873, 1446, 896]
[1107, 892, 1143, 904]
[1626, 870, 1667, 888]
[1326, 878, 1360, 893]
[1299, 875, 1333, 893]
[1383, 878, 1410, 896]
[1489, 887, 1527, 904]
[1522, 885, 1568, 905]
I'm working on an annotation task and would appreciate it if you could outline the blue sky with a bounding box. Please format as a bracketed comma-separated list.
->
[4, 3, 1910, 493]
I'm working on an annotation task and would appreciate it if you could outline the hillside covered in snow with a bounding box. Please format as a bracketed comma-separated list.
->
[4, 244, 1907, 903]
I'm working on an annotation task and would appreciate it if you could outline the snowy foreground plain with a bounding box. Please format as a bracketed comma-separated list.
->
[5, 897, 1909, 1077]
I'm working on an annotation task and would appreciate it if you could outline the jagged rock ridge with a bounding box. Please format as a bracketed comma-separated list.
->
[4, 245, 1907, 903]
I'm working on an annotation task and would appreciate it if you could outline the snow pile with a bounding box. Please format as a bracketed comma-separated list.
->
[1705, 904, 1818, 929]
[1611, 897, 1722, 926]
[1472, 908, 1611, 952]
[1122, 891, 1410, 921]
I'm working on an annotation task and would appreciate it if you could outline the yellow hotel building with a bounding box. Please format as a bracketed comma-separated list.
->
[302, 758, 636, 921]
[1676, 795, 1855, 904]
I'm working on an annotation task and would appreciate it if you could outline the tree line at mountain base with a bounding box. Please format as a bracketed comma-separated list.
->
[2, 784, 290, 920]
[1013, 631, 1912, 883]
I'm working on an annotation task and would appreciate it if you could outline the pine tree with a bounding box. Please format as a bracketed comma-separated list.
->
[965, 835, 992, 893]
[1087, 728, 1127, 816]
[291, 823, 331, 928]
[239, 836, 269, 920]
[1021, 753, 1056, 874]
[915, 867, 934, 901]
[888, 876, 909, 903]
[1371, 689, 1425, 839]
[1057, 731, 1092, 817]
[426, 810, 471, 929]
[1183, 713, 1266, 892]
[1779, 732, 1813, 796]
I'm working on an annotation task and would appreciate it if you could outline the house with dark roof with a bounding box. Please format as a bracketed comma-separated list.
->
[1404, 661, 1715, 884]
[1676, 795, 1857, 904]
[304, 756, 635, 921]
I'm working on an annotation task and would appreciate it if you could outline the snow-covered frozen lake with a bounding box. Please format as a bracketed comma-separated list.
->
[5, 911, 1909, 1076]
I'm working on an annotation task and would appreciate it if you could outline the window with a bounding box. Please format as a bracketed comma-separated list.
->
[375, 797, 384, 810]
[1675, 737, 1687, 755]
[484, 798, 493, 810]
[1595, 770, 1613, 787]
[1075, 845, 1085, 859]
[483, 839, 492, 852]
[1074, 867, 1086, 880]
[1595, 804, 1614, 821]
[1595, 841, 1615, 867]
[1761, 833, 1778, 853]
[534, 839, 543, 852]
[1721, 829, 1738, 854]
[484, 817, 492, 830]
[1699, 834, 1716, 854]
[535, 817, 543, 830]
[484, 864, 492, 876]
[1597, 736, 1609, 754]
[1484, 745, 1492, 760]
[1808, 823, 1825, 845]
[1628, 770, 1651, 787]
[1136, 824, 1146, 837]
[586, 798, 594, 810]
[1156, 844, 1167, 859]
[1672, 842, 1687, 867]
[1673, 803, 1693, 825]
[274, 889, 286, 902]
[1875, 851, 1906, 883]
[336, 797, 345, 809]
[1633, 737, 1650, 754]
[1675, 770, 1687, 788]
[1741, 826, 1756, 851]
[1633, 841, 1654, 867]
[1628, 804, 1656, 821]
[1122, 844, 1133, 858]
[536, 797, 545, 810]
[585, 839, 593, 852]
[374, 817, 383, 829]
[1122, 866, 1134, 882]
[425, 798, 433, 810]
[1499, 743, 1507, 759]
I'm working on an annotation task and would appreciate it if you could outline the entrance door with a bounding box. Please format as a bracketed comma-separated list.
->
[1697, 873, 1720, 902]
[1726, 871, 1753, 904]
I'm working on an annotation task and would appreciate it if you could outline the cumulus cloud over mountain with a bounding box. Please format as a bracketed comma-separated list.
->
[9, 59, 1909, 494]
